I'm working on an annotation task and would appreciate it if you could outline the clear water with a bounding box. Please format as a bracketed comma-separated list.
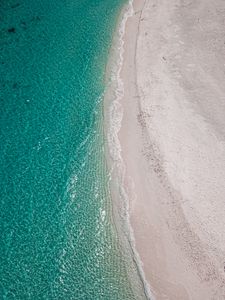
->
[0, 0, 146, 299]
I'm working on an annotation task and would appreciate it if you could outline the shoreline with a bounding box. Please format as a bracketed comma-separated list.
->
[104, 0, 152, 299]
[105, 0, 225, 299]
[103, 0, 154, 300]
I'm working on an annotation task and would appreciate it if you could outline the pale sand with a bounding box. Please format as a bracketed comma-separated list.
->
[117, 0, 225, 299]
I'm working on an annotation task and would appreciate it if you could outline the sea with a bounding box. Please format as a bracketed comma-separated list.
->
[0, 0, 147, 299]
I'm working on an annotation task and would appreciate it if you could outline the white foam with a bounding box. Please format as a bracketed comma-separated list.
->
[108, 0, 133, 163]
[106, 1, 154, 299]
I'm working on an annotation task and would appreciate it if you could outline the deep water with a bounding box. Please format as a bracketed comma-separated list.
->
[0, 0, 146, 299]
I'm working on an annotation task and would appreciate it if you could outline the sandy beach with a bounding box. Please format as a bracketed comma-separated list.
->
[108, 0, 225, 299]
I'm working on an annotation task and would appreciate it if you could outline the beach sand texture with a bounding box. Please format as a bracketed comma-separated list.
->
[118, 0, 225, 298]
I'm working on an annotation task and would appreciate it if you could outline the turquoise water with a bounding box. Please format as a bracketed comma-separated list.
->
[0, 0, 146, 299]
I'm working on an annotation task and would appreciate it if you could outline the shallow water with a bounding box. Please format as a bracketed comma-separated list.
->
[0, 0, 147, 299]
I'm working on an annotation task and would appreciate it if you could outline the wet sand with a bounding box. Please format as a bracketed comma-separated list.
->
[117, 0, 225, 298]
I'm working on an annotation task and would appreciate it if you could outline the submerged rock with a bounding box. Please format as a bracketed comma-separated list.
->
[7, 27, 16, 33]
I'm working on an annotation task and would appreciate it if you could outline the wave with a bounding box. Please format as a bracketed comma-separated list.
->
[106, 1, 154, 299]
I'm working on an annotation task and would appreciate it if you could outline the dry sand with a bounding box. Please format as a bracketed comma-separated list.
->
[116, 0, 225, 299]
